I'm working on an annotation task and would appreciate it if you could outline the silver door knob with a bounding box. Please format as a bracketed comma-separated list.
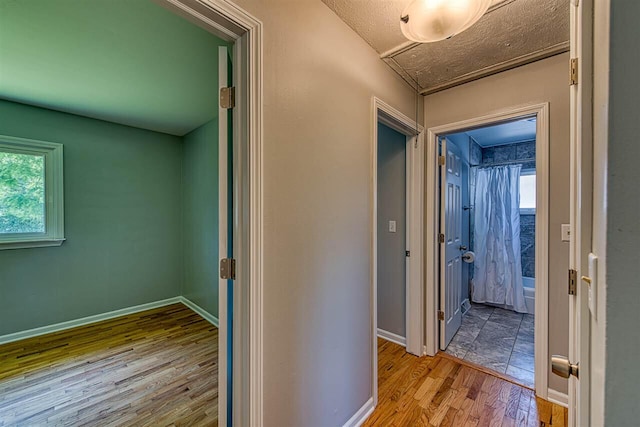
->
[551, 355, 579, 379]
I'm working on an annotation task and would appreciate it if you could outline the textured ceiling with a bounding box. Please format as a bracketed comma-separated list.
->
[0, 0, 229, 136]
[321, 0, 569, 94]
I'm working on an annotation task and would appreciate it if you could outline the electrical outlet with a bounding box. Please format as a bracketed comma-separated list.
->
[561, 224, 571, 242]
[389, 221, 396, 233]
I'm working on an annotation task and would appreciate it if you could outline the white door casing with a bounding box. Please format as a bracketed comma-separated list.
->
[568, 0, 594, 424]
[439, 138, 463, 349]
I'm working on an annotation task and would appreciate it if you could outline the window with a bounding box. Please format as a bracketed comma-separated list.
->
[0, 135, 64, 249]
[519, 170, 536, 214]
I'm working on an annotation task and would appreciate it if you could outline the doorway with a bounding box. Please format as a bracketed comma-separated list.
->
[439, 118, 538, 388]
[154, 1, 263, 424]
[426, 103, 550, 395]
[371, 97, 424, 404]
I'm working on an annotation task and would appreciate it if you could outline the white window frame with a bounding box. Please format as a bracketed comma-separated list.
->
[0, 135, 65, 250]
[519, 168, 537, 215]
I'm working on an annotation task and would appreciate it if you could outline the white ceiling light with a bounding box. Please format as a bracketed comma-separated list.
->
[400, 0, 492, 43]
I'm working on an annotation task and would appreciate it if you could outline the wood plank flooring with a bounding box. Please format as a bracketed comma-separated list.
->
[0, 303, 218, 426]
[364, 338, 568, 427]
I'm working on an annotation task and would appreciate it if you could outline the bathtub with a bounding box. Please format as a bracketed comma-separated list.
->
[523, 277, 535, 314]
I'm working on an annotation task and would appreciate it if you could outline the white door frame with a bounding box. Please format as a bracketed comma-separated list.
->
[371, 97, 424, 405]
[425, 103, 550, 398]
[155, 1, 263, 425]
[569, 0, 596, 424]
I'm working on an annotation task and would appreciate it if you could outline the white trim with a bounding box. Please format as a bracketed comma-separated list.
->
[0, 297, 182, 345]
[158, 2, 263, 425]
[180, 297, 219, 327]
[377, 328, 406, 347]
[371, 96, 424, 409]
[548, 389, 570, 408]
[425, 103, 550, 397]
[0, 135, 65, 250]
[342, 398, 375, 427]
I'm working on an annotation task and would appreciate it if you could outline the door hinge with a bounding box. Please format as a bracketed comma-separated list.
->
[570, 58, 579, 86]
[220, 258, 236, 280]
[438, 233, 445, 244]
[438, 310, 445, 321]
[220, 87, 236, 109]
[438, 156, 446, 166]
[568, 268, 577, 295]
[406, 250, 411, 257]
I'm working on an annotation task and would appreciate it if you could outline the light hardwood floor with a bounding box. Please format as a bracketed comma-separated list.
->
[0, 303, 218, 426]
[364, 338, 567, 426]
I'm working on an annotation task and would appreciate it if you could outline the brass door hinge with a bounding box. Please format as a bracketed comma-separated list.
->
[438, 156, 446, 166]
[570, 58, 578, 86]
[220, 258, 236, 280]
[438, 310, 445, 321]
[568, 268, 577, 295]
[220, 87, 236, 109]
[438, 233, 445, 244]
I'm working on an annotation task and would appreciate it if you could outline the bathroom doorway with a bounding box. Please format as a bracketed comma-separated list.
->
[426, 103, 550, 393]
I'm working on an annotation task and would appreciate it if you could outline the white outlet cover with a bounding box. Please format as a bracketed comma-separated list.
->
[561, 224, 571, 242]
[389, 220, 396, 233]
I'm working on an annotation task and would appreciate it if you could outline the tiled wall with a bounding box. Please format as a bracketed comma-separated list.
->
[470, 139, 536, 280]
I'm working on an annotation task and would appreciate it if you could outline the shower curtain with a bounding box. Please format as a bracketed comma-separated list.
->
[472, 165, 528, 313]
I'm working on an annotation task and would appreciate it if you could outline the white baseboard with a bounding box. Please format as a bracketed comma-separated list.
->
[547, 388, 569, 408]
[377, 328, 406, 347]
[0, 297, 182, 345]
[179, 297, 219, 327]
[343, 397, 374, 427]
[0, 296, 220, 345]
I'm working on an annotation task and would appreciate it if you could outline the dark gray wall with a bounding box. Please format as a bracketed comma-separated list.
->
[182, 119, 219, 317]
[376, 123, 406, 338]
[0, 100, 183, 335]
[605, 1, 640, 423]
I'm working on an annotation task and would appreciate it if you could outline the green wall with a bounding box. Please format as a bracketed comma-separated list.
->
[0, 100, 184, 335]
[0, 0, 229, 136]
[182, 119, 219, 316]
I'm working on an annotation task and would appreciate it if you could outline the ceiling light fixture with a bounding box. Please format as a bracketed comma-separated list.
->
[400, 0, 492, 43]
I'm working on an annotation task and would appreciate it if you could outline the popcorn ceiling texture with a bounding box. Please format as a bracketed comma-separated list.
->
[321, 0, 569, 93]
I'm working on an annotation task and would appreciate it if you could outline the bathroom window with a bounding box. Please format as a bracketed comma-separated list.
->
[0, 135, 65, 249]
[519, 170, 536, 214]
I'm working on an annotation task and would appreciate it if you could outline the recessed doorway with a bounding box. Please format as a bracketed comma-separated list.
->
[426, 103, 550, 393]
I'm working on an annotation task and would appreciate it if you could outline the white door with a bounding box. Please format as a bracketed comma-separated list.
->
[566, 0, 592, 425]
[218, 45, 233, 427]
[439, 138, 463, 349]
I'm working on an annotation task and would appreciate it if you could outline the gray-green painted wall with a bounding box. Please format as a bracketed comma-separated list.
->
[182, 119, 219, 317]
[376, 123, 406, 338]
[0, 100, 184, 335]
[605, 1, 640, 424]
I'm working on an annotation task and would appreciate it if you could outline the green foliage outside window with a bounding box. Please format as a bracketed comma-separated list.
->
[0, 151, 45, 234]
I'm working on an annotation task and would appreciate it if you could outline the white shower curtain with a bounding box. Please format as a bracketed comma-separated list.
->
[472, 165, 528, 313]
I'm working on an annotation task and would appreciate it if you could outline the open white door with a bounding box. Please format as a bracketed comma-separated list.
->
[218, 45, 233, 427]
[439, 138, 463, 350]
[564, 0, 593, 425]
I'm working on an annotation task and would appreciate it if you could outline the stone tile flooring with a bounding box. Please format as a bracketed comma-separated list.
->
[445, 303, 535, 387]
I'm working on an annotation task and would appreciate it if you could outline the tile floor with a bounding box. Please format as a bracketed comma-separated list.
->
[445, 303, 535, 387]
